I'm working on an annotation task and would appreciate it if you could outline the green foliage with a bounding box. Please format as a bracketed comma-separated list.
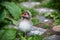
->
[40, 0, 60, 10]
[43, 24, 50, 29]
[0, 1, 39, 27]
[43, 11, 60, 25]
[19, 5, 28, 12]
[18, 31, 44, 40]
[20, 36, 27, 40]
[19, 35, 44, 40]
[0, 9, 7, 21]
[54, 19, 60, 25]
[0, 0, 27, 2]
[16, 0, 28, 2]
[19, 5, 38, 17]
[29, 9, 38, 17]
[32, 0, 43, 2]
[18, 31, 24, 37]
[1, 2, 21, 20]
[0, 2, 22, 27]
[0, 1, 41, 40]
[0, 30, 5, 38]
[0, 9, 13, 27]
[43, 12, 59, 20]
[0, 29, 17, 40]
[29, 35, 44, 40]
[0, 28, 44, 40]
[32, 18, 40, 25]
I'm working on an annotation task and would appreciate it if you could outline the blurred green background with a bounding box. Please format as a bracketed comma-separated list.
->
[0, 0, 60, 40]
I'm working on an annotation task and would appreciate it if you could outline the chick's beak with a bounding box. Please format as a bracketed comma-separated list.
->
[21, 14, 25, 17]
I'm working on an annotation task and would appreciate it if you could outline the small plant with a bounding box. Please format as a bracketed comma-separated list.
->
[19, 34, 44, 40]
[29, 35, 44, 40]
[17, 31, 44, 40]
[43, 24, 50, 29]
[29, 8, 39, 17]
[54, 19, 60, 26]
[0, 28, 17, 40]
[0, 1, 41, 40]
[31, 18, 40, 25]
[43, 11, 60, 25]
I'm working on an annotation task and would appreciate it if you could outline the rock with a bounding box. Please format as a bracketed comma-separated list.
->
[20, 2, 40, 8]
[36, 16, 53, 23]
[27, 26, 47, 36]
[35, 8, 54, 14]
[52, 26, 60, 32]
[44, 35, 60, 40]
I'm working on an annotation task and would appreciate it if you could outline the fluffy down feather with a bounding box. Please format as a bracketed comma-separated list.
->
[19, 19, 32, 32]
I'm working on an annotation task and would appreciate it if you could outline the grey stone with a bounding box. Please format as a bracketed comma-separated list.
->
[36, 16, 52, 23]
[27, 26, 47, 36]
[20, 2, 40, 8]
[44, 35, 60, 40]
[35, 8, 54, 14]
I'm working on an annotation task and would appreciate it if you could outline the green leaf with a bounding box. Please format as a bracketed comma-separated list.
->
[20, 36, 26, 40]
[29, 8, 38, 17]
[0, 30, 5, 39]
[18, 31, 24, 37]
[1, 2, 21, 20]
[0, 9, 7, 21]
[0, 29, 16, 40]
[30, 35, 44, 40]
[27, 37, 32, 40]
